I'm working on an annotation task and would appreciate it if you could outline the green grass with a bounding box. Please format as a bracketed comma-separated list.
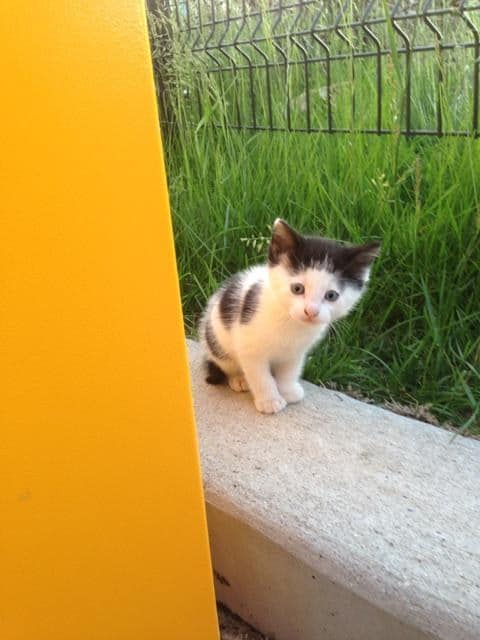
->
[149, 5, 480, 435]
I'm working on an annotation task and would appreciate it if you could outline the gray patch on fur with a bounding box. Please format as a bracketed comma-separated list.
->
[205, 319, 227, 359]
[205, 359, 227, 385]
[219, 274, 242, 328]
[240, 282, 262, 324]
[341, 276, 365, 290]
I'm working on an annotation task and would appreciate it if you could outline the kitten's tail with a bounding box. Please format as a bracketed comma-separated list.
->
[205, 359, 227, 385]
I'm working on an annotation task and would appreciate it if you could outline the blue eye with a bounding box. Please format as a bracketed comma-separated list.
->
[291, 283, 305, 295]
[325, 290, 339, 302]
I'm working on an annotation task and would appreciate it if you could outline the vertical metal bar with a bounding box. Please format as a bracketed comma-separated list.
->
[459, 1, 480, 136]
[251, 10, 274, 130]
[246, 55, 257, 128]
[288, 0, 310, 131]
[362, 0, 382, 134]
[218, 0, 242, 128]
[193, 0, 203, 123]
[202, 2, 226, 74]
[325, 49, 333, 132]
[203, 0, 228, 129]
[392, 2, 412, 136]
[184, 0, 191, 33]
[311, 4, 333, 132]
[173, 0, 181, 28]
[181, 0, 199, 127]
[290, 35, 311, 132]
[232, 0, 254, 128]
[196, 0, 202, 32]
[422, 1, 443, 136]
[335, 1, 356, 130]
[230, 0, 247, 129]
[271, 0, 291, 130]
[194, 0, 225, 127]
[148, 0, 175, 133]
[196, 82, 202, 122]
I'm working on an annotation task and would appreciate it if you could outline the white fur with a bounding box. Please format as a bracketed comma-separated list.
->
[201, 260, 367, 415]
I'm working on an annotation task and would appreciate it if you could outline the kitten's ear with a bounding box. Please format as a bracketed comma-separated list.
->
[350, 241, 381, 265]
[269, 219, 301, 264]
[342, 241, 381, 282]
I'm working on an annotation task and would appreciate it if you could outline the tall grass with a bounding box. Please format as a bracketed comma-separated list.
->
[149, 4, 480, 434]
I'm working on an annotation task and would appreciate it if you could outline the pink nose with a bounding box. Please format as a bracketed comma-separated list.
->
[304, 304, 320, 319]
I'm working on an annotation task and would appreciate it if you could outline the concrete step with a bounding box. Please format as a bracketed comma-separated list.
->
[187, 340, 480, 640]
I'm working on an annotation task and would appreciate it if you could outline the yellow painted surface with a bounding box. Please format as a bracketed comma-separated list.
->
[0, 1, 219, 638]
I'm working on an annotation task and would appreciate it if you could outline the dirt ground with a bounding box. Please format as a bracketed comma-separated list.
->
[218, 604, 270, 640]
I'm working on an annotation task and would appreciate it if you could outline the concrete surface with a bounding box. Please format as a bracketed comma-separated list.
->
[187, 339, 480, 640]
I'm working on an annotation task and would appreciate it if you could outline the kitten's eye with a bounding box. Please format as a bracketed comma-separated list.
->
[325, 290, 339, 302]
[291, 283, 305, 295]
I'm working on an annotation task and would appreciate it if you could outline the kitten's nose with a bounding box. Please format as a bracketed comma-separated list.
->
[304, 304, 320, 319]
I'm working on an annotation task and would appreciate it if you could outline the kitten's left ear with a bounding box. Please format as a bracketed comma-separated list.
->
[343, 241, 381, 282]
[349, 241, 381, 265]
[269, 218, 301, 265]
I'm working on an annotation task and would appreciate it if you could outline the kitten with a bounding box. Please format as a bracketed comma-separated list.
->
[199, 219, 380, 414]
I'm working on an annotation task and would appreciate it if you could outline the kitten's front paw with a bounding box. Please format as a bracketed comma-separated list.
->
[228, 375, 249, 392]
[254, 393, 287, 414]
[279, 382, 304, 404]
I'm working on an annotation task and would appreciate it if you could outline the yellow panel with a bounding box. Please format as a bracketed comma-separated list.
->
[0, 1, 219, 638]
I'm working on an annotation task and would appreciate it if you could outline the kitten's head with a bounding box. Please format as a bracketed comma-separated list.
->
[268, 219, 380, 326]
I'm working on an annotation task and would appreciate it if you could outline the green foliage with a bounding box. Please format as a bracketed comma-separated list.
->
[149, 7, 480, 434]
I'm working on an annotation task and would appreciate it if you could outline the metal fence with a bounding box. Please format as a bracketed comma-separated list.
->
[148, 1, 480, 137]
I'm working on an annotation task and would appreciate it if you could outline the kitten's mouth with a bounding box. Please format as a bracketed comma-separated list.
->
[288, 313, 323, 326]
[301, 316, 323, 325]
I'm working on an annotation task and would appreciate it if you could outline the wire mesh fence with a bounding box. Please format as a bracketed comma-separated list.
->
[148, 1, 480, 137]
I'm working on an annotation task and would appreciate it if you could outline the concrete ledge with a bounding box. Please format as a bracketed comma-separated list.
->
[187, 340, 480, 640]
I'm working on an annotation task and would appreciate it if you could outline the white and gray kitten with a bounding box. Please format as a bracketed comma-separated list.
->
[200, 219, 380, 414]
